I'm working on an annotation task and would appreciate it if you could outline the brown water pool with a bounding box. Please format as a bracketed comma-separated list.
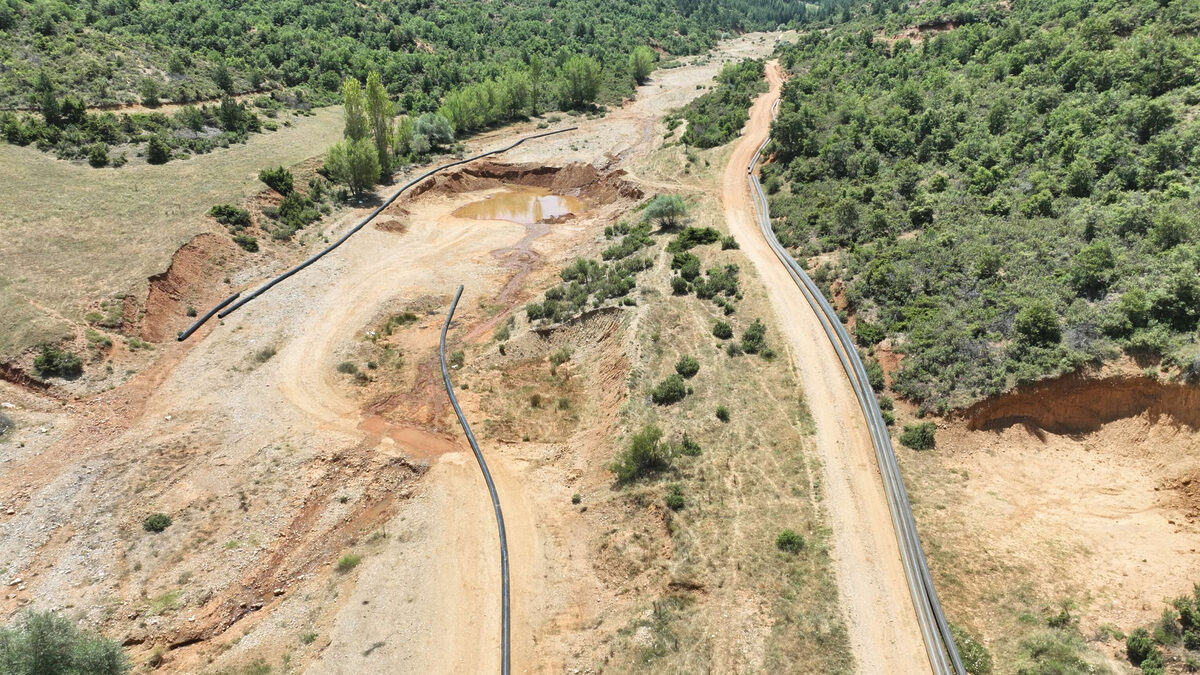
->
[452, 188, 584, 225]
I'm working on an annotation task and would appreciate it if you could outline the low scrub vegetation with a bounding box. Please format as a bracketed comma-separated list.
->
[677, 59, 767, 148]
[769, 0, 1200, 410]
[775, 529, 805, 554]
[674, 355, 700, 378]
[609, 424, 671, 483]
[899, 422, 936, 451]
[650, 374, 687, 405]
[33, 345, 82, 379]
[142, 512, 172, 532]
[0, 611, 128, 674]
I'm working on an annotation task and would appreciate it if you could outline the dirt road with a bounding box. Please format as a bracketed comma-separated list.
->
[721, 60, 934, 673]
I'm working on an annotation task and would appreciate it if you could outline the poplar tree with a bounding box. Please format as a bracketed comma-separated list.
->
[342, 77, 369, 142]
[364, 71, 394, 175]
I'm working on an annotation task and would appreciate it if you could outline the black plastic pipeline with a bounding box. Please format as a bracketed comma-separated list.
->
[439, 285, 511, 675]
[175, 292, 240, 341]
[209, 127, 577, 324]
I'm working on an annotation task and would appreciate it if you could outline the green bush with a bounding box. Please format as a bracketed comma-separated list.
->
[0, 611, 129, 674]
[33, 345, 82, 379]
[233, 234, 258, 252]
[715, 405, 730, 423]
[609, 425, 671, 482]
[146, 135, 170, 164]
[775, 529, 805, 553]
[142, 513, 172, 532]
[549, 347, 572, 370]
[949, 624, 993, 675]
[664, 484, 685, 511]
[1126, 627, 1156, 665]
[651, 374, 687, 405]
[208, 204, 252, 229]
[863, 355, 884, 392]
[899, 422, 936, 450]
[741, 319, 768, 355]
[258, 166, 294, 195]
[87, 143, 108, 168]
[678, 433, 702, 457]
[336, 361, 358, 374]
[643, 195, 687, 229]
[675, 355, 699, 378]
[713, 321, 733, 340]
[336, 553, 362, 572]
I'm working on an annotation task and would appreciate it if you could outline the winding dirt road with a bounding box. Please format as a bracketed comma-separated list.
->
[721, 60, 934, 673]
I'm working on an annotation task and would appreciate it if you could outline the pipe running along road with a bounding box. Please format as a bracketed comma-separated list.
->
[439, 285, 511, 675]
[178, 127, 578, 340]
[748, 99, 965, 674]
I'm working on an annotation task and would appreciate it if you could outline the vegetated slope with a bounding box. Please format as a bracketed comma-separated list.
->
[765, 0, 1200, 412]
[0, 0, 808, 110]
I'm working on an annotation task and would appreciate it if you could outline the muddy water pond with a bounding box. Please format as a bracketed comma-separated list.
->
[452, 188, 585, 225]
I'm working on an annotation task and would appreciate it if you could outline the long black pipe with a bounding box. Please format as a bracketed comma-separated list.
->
[176, 126, 577, 340]
[175, 292, 240, 341]
[439, 285, 511, 675]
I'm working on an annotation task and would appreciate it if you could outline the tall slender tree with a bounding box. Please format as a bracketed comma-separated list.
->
[342, 77, 369, 142]
[364, 71, 394, 175]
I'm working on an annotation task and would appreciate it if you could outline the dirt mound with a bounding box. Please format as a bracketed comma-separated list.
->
[409, 160, 643, 204]
[961, 374, 1200, 434]
[141, 234, 235, 342]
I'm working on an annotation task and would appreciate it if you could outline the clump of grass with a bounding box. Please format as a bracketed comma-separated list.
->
[336, 553, 362, 572]
[0, 412, 14, 436]
[571, 493, 582, 505]
[775, 529, 805, 553]
[143, 513, 172, 533]
[494, 315, 515, 342]
[128, 337, 153, 351]
[253, 345, 276, 363]
[715, 405, 730, 423]
[300, 632, 318, 645]
[449, 350, 465, 369]
[530, 393, 542, 408]
[381, 311, 419, 336]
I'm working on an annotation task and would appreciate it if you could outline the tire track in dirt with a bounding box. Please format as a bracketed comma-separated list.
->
[720, 60, 934, 674]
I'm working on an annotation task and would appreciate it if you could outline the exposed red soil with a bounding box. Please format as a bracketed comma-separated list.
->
[141, 233, 236, 342]
[408, 161, 644, 204]
[960, 374, 1200, 434]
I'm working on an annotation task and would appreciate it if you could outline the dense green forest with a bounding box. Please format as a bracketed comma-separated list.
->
[0, 0, 822, 111]
[766, 0, 1200, 412]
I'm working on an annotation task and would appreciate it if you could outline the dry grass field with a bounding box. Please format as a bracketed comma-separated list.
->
[0, 106, 343, 358]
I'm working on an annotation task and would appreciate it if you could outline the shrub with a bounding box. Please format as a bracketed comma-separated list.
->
[651, 374, 687, 405]
[208, 204, 251, 229]
[671, 276, 690, 295]
[336, 361, 358, 374]
[950, 624, 993, 675]
[87, 143, 108, 168]
[715, 405, 730, 422]
[571, 493, 582, 505]
[1015, 301, 1062, 345]
[863, 356, 885, 391]
[0, 611, 129, 674]
[233, 234, 258, 252]
[609, 424, 671, 482]
[741, 319, 768, 355]
[899, 422, 936, 450]
[775, 529, 805, 553]
[643, 194, 687, 228]
[258, 166, 294, 195]
[0, 412, 13, 436]
[720, 235, 739, 250]
[142, 513, 172, 532]
[146, 135, 171, 164]
[678, 433, 702, 456]
[675, 355, 699, 378]
[336, 553, 362, 572]
[449, 351, 464, 369]
[713, 321, 733, 340]
[529, 393, 542, 408]
[33, 345, 82, 379]
[549, 347, 572, 370]
[1126, 627, 1156, 665]
[664, 484, 685, 511]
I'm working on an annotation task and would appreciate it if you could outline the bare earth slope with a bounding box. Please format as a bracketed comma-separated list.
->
[720, 60, 933, 674]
